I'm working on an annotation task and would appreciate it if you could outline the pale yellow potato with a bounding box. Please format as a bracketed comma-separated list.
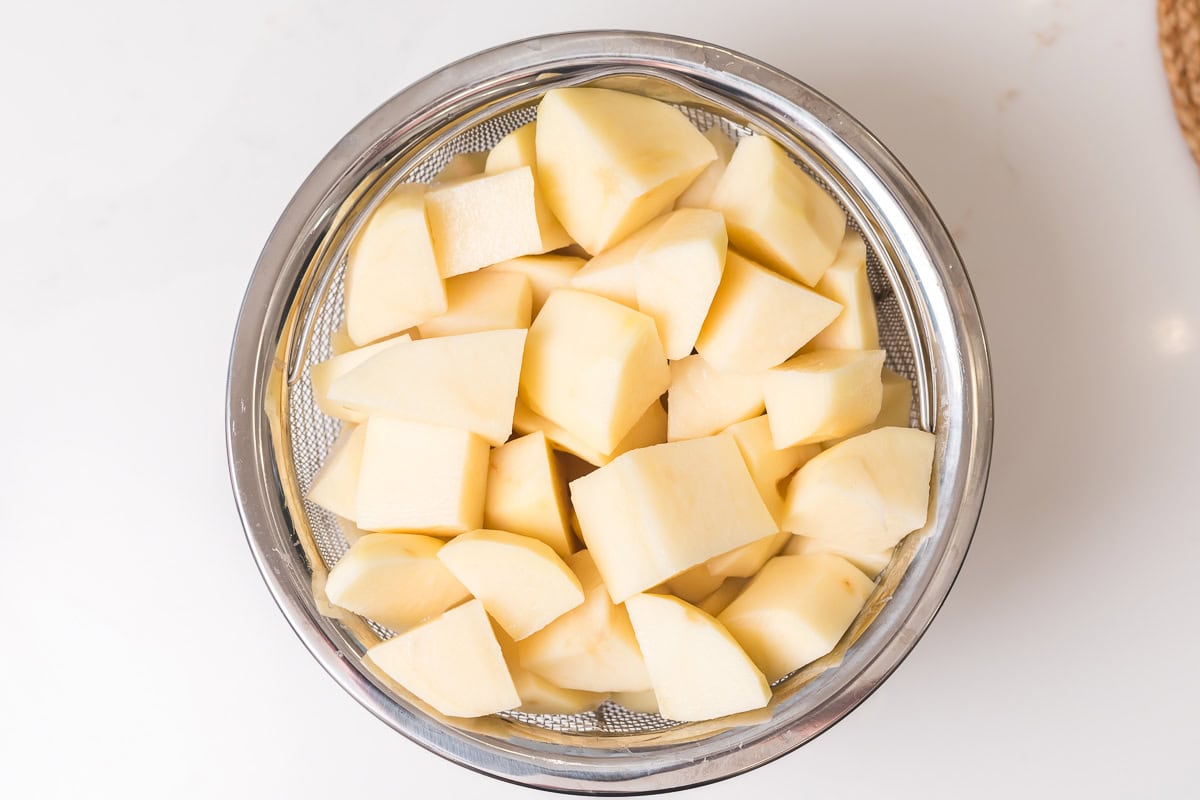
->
[493, 624, 607, 715]
[306, 425, 366, 521]
[535, 87, 717, 253]
[666, 355, 764, 442]
[325, 533, 470, 631]
[694, 250, 842, 373]
[824, 367, 914, 447]
[425, 166, 570, 277]
[310, 334, 411, 423]
[781, 426, 935, 552]
[484, 431, 573, 558]
[517, 551, 652, 693]
[763, 349, 886, 447]
[513, 397, 667, 467]
[433, 151, 487, 183]
[328, 329, 526, 446]
[634, 208, 727, 358]
[723, 414, 822, 520]
[610, 689, 659, 715]
[330, 320, 355, 356]
[519, 289, 669, 456]
[365, 599, 520, 718]
[665, 564, 726, 603]
[437, 530, 584, 640]
[806, 230, 879, 351]
[696, 577, 748, 617]
[416, 270, 532, 338]
[567, 215, 667, 308]
[569, 434, 778, 602]
[334, 516, 368, 546]
[708, 134, 847, 287]
[355, 417, 489, 534]
[344, 184, 447, 346]
[783, 535, 894, 579]
[488, 254, 585, 316]
[675, 127, 736, 209]
[705, 532, 791, 579]
[625, 593, 770, 722]
[485, 122, 537, 174]
[719, 554, 875, 681]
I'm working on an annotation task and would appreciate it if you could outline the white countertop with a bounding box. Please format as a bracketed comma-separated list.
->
[3, 1, 1197, 797]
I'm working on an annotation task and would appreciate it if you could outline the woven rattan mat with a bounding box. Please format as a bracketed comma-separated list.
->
[1160, 0, 1200, 167]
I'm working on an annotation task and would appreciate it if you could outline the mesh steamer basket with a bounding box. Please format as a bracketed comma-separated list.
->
[226, 31, 992, 795]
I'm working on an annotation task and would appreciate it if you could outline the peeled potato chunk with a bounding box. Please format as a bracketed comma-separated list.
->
[485, 121, 537, 174]
[708, 134, 847, 287]
[782, 426, 935, 552]
[365, 599, 520, 718]
[696, 577, 749, 617]
[807, 231, 880, 351]
[416, 270, 532, 338]
[437, 530, 584, 640]
[330, 320, 355, 356]
[484, 431, 573, 558]
[675, 127, 737, 209]
[567, 215, 667, 308]
[325, 533, 470, 631]
[488, 254, 585, 316]
[433, 151, 487, 183]
[625, 593, 770, 722]
[425, 166, 570, 278]
[705, 532, 791, 579]
[664, 564, 726, 603]
[519, 289, 669, 456]
[695, 250, 842, 373]
[310, 334, 411, 423]
[513, 397, 667, 468]
[306, 424, 366, 520]
[723, 414, 821, 520]
[344, 184, 447, 346]
[611, 689, 659, 715]
[492, 625, 607, 714]
[824, 367, 914, 447]
[763, 349, 886, 447]
[536, 87, 717, 253]
[783, 535, 894, 579]
[356, 417, 489, 534]
[328, 329, 526, 446]
[569, 434, 778, 602]
[718, 554, 875, 681]
[666, 355, 764, 442]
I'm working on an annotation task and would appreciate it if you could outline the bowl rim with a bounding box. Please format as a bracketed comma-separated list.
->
[226, 29, 993, 795]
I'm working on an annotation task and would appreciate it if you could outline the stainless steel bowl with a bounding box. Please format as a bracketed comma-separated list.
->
[226, 30, 992, 794]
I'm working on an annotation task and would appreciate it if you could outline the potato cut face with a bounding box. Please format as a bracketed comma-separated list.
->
[484, 431, 574, 558]
[311, 334, 412, 424]
[306, 425, 367, 521]
[806, 231, 880, 351]
[763, 349, 886, 447]
[488, 254, 585, 316]
[416, 270, 532, 339]
[667, 355, 764, 442]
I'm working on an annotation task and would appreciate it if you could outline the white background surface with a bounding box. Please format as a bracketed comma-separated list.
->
[2, 1, 1197, 797]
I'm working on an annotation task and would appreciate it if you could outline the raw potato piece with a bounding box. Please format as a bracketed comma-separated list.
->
[625, 593, 771, 722]
[484, 431, 573, 558]
[328, 329, 526, 446]
[416, 270, 532, 338]
[489, 254, 585, 315]
[782, 426, 936, 552]
[567, 216, 667, 308]
[485, 122, 537, 174]
[705, 532, 791, 579]
[311, 335, 412, 423]
[536, 87, 718, 253]
[324, 533, 470, 631]
[344, 184, 447, 346]
[307, 425, 366, 520]
[667, 355, 764, 442]
[665, 565, 726, 603]
[675, 127, 737, 209]
[695, 250, 842, 373]
[513, 398, 667, 468]
[807, 231, 880, 351]
[520, 290, 669, 456]
[356, 418, 489, 534]
[517, 551, 652, 692]
[433, 151, 487, 183]
[724, 415, 822, 520]
[330, 321, 355, 356]
[425, 166, 570, 278]
[784, 535, 894, 579]
[634, 208, 727, 359]
[697, 578, 748, 617]
[569, 434, 778, 602]
[764, 350, 886, 447]
[493, 625, 607, 714]
[708, 135, 847, 287]
[825, 367, 914, 447]
[437, 530, 584, 640]
[611, 690, 659, 715]
[718, 554, 875, 681]
[365, 599, 519, 718]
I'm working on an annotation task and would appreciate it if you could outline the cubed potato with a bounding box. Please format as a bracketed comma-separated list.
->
[484, 431, 573, 558]
[519, 289, 669, 456]
[708, 135, 847, 287]
[433, 151, 487, 183]
[328, 329, 526, 446]
[723, 415, 822, 520]
[416, 270, 532, 338]
[567, 215, 667, 308]
[695, 250, 842, 373]
[514, 398, 667, 468]
[335, 516, 368, 546]
[344, 184, 447, 346]
[355, 417, 489, 534]
[718, 554, 874, 681]
[488, 254, 585, 316]
[306, 425, 366, 520]
[696, 577, 749, 617]
[705, 532, 791, 579]
[610, 690, 659, 715]
[625, 593, 770, 722]
[675, 127, 737, 209]
[783, 535, 894, 579]
[806, 231, 880, 351]
[493, 625, 606, 714]
[437, 529, 584, 640]
[824, 367, 914, 447]
[425, 166, 570, 278]
[365, 599, 519, 718]
[310, 334, 411, 424]
[517, 551, 652, 693]
[324, 533, 471, 631]
[781, 426, 935, 552]
[569, 434, 778, 602]
[535, 87, 717, 253]
[664, 564, 726, 603]
[763, 349, 886, 447]
[666, 355, 764, 442]
[485, 122, 537, 174]
[330, 320, 355, 356]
